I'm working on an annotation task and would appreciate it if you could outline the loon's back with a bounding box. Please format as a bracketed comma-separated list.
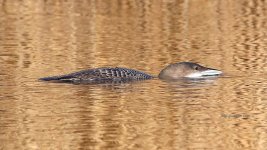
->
[39, 67, 154, 82]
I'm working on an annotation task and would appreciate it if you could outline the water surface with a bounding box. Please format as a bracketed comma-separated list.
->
[0, 0, 267, 149]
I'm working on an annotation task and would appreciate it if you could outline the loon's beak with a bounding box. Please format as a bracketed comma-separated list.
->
[200, 69, 222, 77]
[186, 68, 222, 78]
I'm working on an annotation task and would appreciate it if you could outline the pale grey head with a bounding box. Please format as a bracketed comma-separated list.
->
[158, 62, 222, 80]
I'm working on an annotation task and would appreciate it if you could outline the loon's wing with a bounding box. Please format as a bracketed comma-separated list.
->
[39, 67, 153, 82]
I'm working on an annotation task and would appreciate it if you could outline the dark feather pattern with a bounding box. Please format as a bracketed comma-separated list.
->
[39, 67, 154, 82]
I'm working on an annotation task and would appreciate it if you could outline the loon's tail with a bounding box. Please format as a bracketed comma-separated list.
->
[39, 75, 74, 81]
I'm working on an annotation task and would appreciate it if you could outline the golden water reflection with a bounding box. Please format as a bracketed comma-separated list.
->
[0, 0, 267, 150]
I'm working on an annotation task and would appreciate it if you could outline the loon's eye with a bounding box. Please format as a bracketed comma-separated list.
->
[194, 66, 199, 70]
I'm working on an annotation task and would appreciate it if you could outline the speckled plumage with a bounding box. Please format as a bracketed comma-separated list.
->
[39, 67, 154, 82]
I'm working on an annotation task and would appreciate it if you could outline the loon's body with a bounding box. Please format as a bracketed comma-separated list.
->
[39, 67, 154, 82]
[39, 62, 222, 83]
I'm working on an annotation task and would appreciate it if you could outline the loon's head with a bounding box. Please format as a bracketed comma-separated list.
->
[158, 62, 222, 80]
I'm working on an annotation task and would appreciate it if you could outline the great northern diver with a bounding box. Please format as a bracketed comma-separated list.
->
[39, 62, 222, 82]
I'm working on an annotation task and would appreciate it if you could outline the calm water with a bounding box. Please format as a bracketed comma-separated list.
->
[0, 0, 267, 149]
